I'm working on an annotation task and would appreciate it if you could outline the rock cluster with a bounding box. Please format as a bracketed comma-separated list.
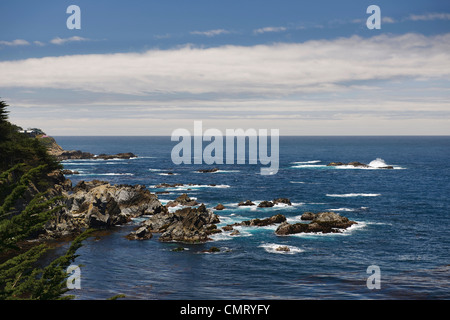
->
[226, 214, 287, 229]
[38, 165, 357, 246]
[275, 212, 357, 235]
[140, 204, 221, 243]
[258, 198, 292, 207]
[238, 198, 292, 207]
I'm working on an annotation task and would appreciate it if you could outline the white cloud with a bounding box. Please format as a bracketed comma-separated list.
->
[0, 39, 30, 46]
[190, 29, 230, 37]
[50, 36, 89, 45]
[4, 32, 449, 135]
[1, 33, 449, 97]
[253, 26, 287, 34]
[381, 16, 396, 23]
[407, 13, 450, 21]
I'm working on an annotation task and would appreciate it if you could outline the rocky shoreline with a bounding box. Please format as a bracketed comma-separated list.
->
[34, 137, 358, 244]
[38, 172, 357, 244]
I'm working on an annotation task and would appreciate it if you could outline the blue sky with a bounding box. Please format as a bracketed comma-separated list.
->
[1, 0, 449, 135]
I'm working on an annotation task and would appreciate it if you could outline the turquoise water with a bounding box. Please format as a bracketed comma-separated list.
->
[55, 136, 450, 299]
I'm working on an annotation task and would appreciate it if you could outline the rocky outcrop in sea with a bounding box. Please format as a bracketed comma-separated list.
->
[138, 204, 221, 243]
[327, 161, 393, 169]
[275, 211, 357, 235]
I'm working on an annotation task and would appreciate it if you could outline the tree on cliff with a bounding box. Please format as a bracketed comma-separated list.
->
[0, 98, 90, 300]
[0, 99, 8, 122]
[0, 99, 10, 138]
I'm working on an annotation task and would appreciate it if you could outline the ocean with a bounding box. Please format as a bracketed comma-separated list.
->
[54, 136, 450, 300]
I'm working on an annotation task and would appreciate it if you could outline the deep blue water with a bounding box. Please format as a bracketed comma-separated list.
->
[54, 136, 450, 300]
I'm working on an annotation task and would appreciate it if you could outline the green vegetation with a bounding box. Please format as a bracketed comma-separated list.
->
[0, 98, 89, 300]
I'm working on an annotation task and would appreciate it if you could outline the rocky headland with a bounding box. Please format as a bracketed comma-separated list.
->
[40, 135, 136, 161]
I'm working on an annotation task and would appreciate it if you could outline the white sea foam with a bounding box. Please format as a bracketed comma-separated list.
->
[259, 243, 304, 254]
[291, 160, 321, 164]
[175, 184, 230, 189]
[167, 204, 187, 213]
[327, 208, 356, 212]
[148, 168, 163, 172]
[150, 184, 230, 190]
[291, 164, 327, 168]
[326, 193, 380, 197]
[157, 173, 179, 176]
[80, 173, 134, 176]
[368, 158, 389, 168]
[210, 226, 253, 241]
[286, 215, 306, 223]
[291, 158, 405, 170]
[63, 162, 117, 166]
[290, 181, 306, 184]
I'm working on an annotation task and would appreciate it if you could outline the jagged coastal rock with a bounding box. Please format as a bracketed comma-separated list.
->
[140, 204, 221, 243]
[43, 179, 165, 239]
[166, 193, 199, 207]
[125, 226, 153, 240]
[275, 212, 357, 235]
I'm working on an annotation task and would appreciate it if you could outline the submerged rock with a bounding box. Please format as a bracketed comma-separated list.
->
[197, 168, 219, 173]
[276, 246, 290, 252]
[202, 247, 220, 253]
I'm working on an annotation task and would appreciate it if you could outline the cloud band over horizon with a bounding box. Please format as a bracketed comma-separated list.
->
[1, 32, 450, 135]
